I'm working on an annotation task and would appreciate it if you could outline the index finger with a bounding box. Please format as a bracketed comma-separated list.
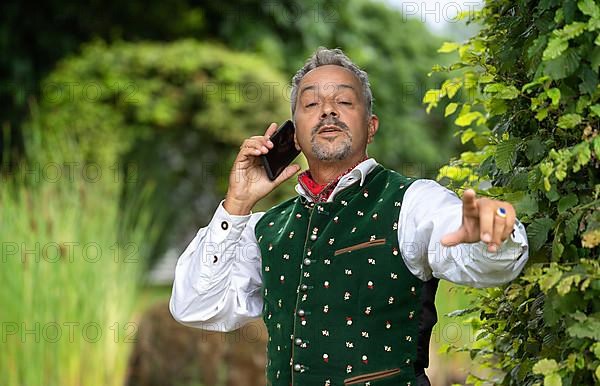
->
[462, 189, 478, 215]
[264, 122, 278, 138]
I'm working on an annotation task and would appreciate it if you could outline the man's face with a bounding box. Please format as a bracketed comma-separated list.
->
[293, 65, 378, 163]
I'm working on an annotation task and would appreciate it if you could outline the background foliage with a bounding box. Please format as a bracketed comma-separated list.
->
[0, 0, 477, 384]
[5, 0, 463, 263]
[34, 40, 293, 260]
[0, 112, 159, 386]
[1, 0, 457, 172]
[425, 0, 600, 384]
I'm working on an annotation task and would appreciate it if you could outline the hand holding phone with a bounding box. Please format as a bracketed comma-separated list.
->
[261, 120, 301, 181]
[224, 122, 301, 215]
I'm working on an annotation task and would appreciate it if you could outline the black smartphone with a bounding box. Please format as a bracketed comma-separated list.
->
[261, 120, 301, 181]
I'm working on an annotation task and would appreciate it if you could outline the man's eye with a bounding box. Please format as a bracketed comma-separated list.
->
[338, 101, 352, 105]
[305, 102, 318, 108]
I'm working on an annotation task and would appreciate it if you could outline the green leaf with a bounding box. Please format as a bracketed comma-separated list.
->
[528, 35, 549, 60]
[442, 78, 462, 98]
[552, 236, 565, 260]
[437, 166, 471, 181]
[565, 212, 583, 243]
[567, 318, 600, 339]
[423, 89, 442, 113]
[578, 0, 600, 17]
[558, 193, 578, 213]
[498, 86, 520, 100]
[423, 89, 441, 103]
[593, 343, 600, 359]
[496, 139, 518, 172]
[484, 83, 520, 99]
[545, 185, 561, 201]
[528, 217, 555, 252]
[533, 359, 559, 375]
[579, 67, 598, 95]
[544, 49, 581, 80]
[488, 98, 508, 116]
[460, 128, 477, 144]
[543, 37, 569, 60]
[557, 113, 582, 128]
[593, 136, 600, 158]
[547, 88, 561, 105]
[438, 42, 460, 53]
[564, 0, 577, 23]
[573, 142, 591, 172]
[526, 138, 546, 163]
[540, 268, 563, 292]
[576, 96, 591, 113]
[540, 161, 554, 177]
[522, 75, 550, 92]
[556, 274, 580, 295]
[544, 373, 562, 386]
[590, 104, 600, 117]
[515, 193, 539, 216]
[479, 74, 495, 83]
[445, 102, 458, 117]
[555, 22, 587, 40]
[455, 111, 483, 127]
[536, 108, 549, 121]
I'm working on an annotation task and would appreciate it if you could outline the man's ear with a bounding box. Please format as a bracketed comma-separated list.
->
[367, 115, 379, 144]
[294, 130, 301, 151]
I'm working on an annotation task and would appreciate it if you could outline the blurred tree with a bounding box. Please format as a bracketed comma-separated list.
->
[202, 0, 457, 170]
[1, 0, 457, 171]
[36, 40, 292, 262]
[3, 0, 461, 262]
[0, 0, 206, 156]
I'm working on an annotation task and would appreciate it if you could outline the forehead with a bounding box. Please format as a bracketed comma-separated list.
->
[299, 65, 361, 93]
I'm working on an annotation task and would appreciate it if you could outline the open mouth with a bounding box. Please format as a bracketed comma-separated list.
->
[318, 125, 343, 134]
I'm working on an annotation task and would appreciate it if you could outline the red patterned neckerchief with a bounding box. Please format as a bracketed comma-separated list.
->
[298, 156, 369, 203]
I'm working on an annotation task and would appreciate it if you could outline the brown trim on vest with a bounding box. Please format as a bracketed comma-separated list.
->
[333, 238, 387, 256]
[344, 368, 401, 385]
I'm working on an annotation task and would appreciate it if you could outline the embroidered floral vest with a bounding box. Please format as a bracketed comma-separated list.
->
[255, 165, 430, 385]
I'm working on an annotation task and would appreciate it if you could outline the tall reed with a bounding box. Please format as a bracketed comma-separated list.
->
[0, 110, 159, 386]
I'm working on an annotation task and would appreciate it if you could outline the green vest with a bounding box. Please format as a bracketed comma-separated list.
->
[255, 165, 431, 385]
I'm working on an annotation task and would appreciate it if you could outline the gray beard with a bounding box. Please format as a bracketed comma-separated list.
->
[311, 134, 352, 161]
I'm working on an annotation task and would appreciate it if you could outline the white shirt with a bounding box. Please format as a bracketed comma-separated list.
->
[169, 158, 528, 331]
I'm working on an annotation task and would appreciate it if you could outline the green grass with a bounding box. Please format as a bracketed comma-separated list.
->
[0, 121, 158, 386]
[432, 280, 480, 383]
[435, 280, 477, 348]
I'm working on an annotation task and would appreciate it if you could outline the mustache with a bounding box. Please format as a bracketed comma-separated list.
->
[311, 117, 349, 135]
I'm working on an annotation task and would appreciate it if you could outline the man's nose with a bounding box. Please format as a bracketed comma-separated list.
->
[320, 101, 338, 119]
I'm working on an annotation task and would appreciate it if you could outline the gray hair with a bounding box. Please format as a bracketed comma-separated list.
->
[290, 47, 373, 118]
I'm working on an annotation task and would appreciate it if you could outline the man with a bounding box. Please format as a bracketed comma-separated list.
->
[170, 47, 528, 386]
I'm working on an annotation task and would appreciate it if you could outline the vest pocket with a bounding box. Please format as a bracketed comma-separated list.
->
[343, 368, 401, 385]
[334, 238, 387, 256]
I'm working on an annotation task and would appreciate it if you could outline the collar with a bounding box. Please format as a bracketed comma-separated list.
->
[295, 158, 379, 202]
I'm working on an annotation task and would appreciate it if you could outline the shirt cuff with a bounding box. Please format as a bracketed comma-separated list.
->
[207, 200, 253, 244]
[500, 219, 528, 259]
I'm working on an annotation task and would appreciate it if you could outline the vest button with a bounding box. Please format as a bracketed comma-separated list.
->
[300, 284, 308, 292]
[303, 258, 311, 266]
[310, 234, 317, 241]
[293, 363, 302, 372]
[297, 309, 305, 317]
[294, 338, 302, 346]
